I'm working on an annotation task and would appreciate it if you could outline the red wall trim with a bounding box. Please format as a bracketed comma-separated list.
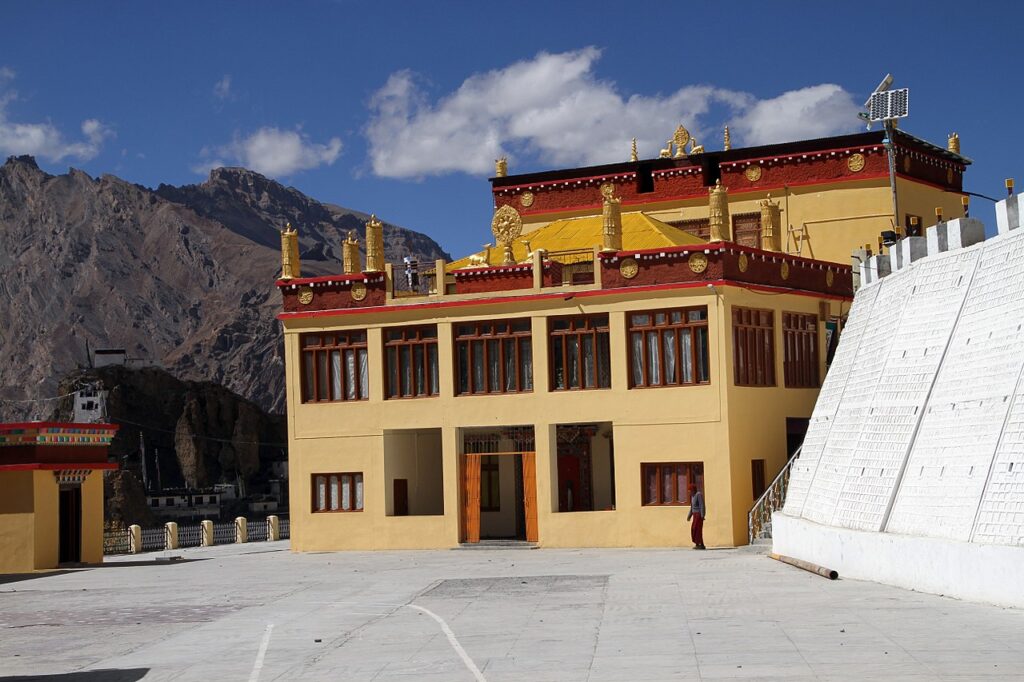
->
[0, 462, 118, 472]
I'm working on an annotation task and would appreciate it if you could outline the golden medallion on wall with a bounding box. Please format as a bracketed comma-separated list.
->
[780, 261, 791, 280]
[619, 257, 639, 279]
[738, 252, 749, 272]
[744, 165, 762, 182]
[847, 153, 866, 173]
[519, 191, 535, 208]
[297, 286, 314, 305]
[903, 155, 911, 173]
[350, 282, 368, 301]
[826, 269, 835, 287]
[688, 253, 708, 274]
[947, 168, 954, 184]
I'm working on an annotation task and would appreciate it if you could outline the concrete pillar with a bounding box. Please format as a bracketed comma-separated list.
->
[532, 251, 544, 291]
[267, 515, 280, 541]
[888, 236, 927, 273]
[926, 217, 985, 256]
[165, 522, 179, 550]
[201, 520, 214, 547]
[384, 263, 394, 302]
[235, 517, 248, 544]
[434, 259, 447, 296]
[129, 524, 142, 554]
[995, 194, 1022, 235]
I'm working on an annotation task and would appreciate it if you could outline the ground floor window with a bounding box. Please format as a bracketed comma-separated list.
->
[312, 473, 364, 512]
[641, 462, 703, 506]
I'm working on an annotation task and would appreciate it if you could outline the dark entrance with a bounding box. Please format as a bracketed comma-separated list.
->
[59, 485, 82, 564]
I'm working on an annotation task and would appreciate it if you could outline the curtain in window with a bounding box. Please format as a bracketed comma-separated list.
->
[414, 345, 425, 395]
[567, 337, 580, 389]
[487, 339, 501, 391]
[358, 349, 369, 399]
[458, 344, 469, 393]
[331, 350, 342, 400]
[647, 331, 662, 385]
[680, 328, 694, 384]
[664, 330, 677, 385]
[304, 354, 315, 402]
[582, 335, 595, 388]
[428, 345, 439, 395]
[519, 338, 533, 390]
[354, 474, 364, 510]
[316, 476, 326, 510]
[597, 332, 611, 388]
[644, 466, 657, 504]
[552, 338, 565, 389]
[341, 475, 352, 511]
[631, 332, 644, 386]
[345, 350, 356, 400]
[676, 465, 689, 503]
[317, 352, 329, 400]
[472, 340, 485, 392]
[661, 466, 673, 503]
[504, 338, 516, 392]
[329, 475, 340, 511]
[400, 346, 411, 396]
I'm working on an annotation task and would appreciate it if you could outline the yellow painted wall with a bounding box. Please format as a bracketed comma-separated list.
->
[284, 280, 839, 550]
[80, 472, 105, 565]
[0, 471, 36, 573]
[32, 471, 59, 569]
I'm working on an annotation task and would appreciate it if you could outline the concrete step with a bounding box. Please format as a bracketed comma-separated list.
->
[454, 540, 538, 550]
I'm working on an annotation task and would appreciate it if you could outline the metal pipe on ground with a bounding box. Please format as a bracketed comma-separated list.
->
[769, 553, 839, 580]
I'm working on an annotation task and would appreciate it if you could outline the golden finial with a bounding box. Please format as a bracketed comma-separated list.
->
[723, 126, 732, 151]
[601, 188, 623, 252]
[342, 229, 361, 274]
[279, 222, 300, 280]
[672, 125, 691, 159]
[708, 179, 731, 242]
[495, 157, 508, 177]
[759, 193, 781, 252]
[947, 132, 960, 154]
[630, 137, 638, 162]
[364, 214, 385, 272]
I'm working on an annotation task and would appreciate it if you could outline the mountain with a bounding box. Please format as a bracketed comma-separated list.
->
[0, 156, 450, 418]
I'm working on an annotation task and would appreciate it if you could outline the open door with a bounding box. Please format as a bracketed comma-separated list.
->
[461, 454, 482, 543]
[59, 486, 82, 564]
[522, 452, 538, 543]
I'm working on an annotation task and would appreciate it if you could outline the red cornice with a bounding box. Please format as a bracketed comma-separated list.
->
[601, 242, 852, 271]
[0, 462, 118, 472]
[276, 272, 381, 287]
[278, 278, 852, 321]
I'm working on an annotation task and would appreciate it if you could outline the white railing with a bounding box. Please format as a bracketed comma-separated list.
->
[748, 446, 801, 543]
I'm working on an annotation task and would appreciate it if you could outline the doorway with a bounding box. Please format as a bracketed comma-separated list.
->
[459, 427, 538, 544]
[59, 485, 82, 564]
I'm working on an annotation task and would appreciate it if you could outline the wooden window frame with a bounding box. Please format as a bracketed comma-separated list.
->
[627, 307, 710, 389]
[454, 319, 533, 395]
[782, 312, 820, 388]
[311, 472, 364, 513]
[384, 325, 440, 400]
[733, 306, 776, 387]
[300, 331, 369, 403]
[640, 462, 704, 506]
[480, 456, 500, 512]
[549, 314, 611, 391]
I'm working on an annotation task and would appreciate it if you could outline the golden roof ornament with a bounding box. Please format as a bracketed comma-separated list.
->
[495, 157, 508, 177]
[947, 132, 961, 154]
[279, 222, 300, 280]
[723, 126, 732, 151]
[659, 140, 673, 158]
[364, 214, 385, 272]
[630, 137, 638, 162]
[673, 125, 691, 159]
[708, 179, 731, 242]
[689, 137, 704, 155]
[759, 194, 782, 252]
[491, 204, 523, 265]
[342, 230, 361, 274]
[601, 188, 623, 252]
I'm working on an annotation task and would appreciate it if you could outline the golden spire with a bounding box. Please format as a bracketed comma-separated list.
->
[723, 126, 732, 151]
[601, 185, 622, 252]
[495, 157, 508, 177]
[630, 137, 638, 162]
[673, 125, 690, 159]
[947, 132, 960, 154]
[279, 222, 300, 280]
[759, 194, 781, 252]
[708, 180, 731, 242]
[342, 230, 361, 274]
[364, 214, 385, 272]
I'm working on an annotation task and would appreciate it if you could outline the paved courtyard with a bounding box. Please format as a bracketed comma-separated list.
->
[1, 542, 1023, 681]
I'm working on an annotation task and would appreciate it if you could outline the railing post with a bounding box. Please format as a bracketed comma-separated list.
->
[201, 520, 214, 547]
[235, 516, 248, 544]
[165, 522, 179, 550]
[129, 524, 142, 554]
[267, 515, 280, 541]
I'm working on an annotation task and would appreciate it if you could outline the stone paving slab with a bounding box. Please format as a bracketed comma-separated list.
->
[0, 542, 1022, 680]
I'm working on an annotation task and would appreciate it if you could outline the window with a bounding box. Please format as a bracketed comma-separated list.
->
[151, 499, 159, 507]
[733, 307, 776, 386]
[165, 497, 174, 506]
[384, 326, 439, 399]
[783, 312, 819, 388]
[480, 456, 500, 511]
[628, 307, 710, 388]
[300, 331, 369, 403]
[550, 315, 611, 391]
[312, 473, 364, 512]
[732, 212, 761, 248]
[752, 459, 767, 500]
[455, 319, 533, 395]
[641, 463, 703, 506]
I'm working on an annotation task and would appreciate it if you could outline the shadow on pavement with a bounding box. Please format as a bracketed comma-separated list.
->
[1, 670, 149, 681]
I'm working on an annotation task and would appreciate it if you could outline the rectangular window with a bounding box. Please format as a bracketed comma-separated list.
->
[480, 456, 500, 511]
[752, 459, 767, 500]
[549, 315, 611, 391]
[641, 462, 704, 506]
[300, 332, 369, 402]
[733, 307, 776, 387]
[783, 312, 820, 388]
[455, 320, 533, 395]
[384, 325, 439, 399]
[311, 473, 364, 512]
[628, 307, 710, 388]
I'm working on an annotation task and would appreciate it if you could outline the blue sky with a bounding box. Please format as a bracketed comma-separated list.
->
[1, 1, 1021, 257]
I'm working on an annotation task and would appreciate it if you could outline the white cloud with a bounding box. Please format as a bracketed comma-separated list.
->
[195, 127, 342, 177]
[0, 69, 114, 162]
[213, 74, 232, 101]
[365, 48, 860, 178]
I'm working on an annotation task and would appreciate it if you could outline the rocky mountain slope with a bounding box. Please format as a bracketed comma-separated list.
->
[0, 156, 449, 418]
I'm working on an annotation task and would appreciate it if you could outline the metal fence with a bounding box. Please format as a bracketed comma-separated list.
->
[103, 526, 132, 555]
[102, 516, 289, 555]
[249, 519, 268, 542]
[141, 526, 167, 551]
[179, 523, 203, 548]
[280, 517, 290, 540]
[212, 522, 235, 545]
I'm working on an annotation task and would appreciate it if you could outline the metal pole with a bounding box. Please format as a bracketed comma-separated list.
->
[883, 120, 900, 232]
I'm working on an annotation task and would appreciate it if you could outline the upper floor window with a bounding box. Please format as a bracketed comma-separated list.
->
[301, 331, 369, 403]
[550, 315, 611, 391]
[384, 326, 439, 399]
[733, 307, 775, 387]
[455, 320, 533, 395]
[628, 307, 710, 388]
[783, 312, 820, 388]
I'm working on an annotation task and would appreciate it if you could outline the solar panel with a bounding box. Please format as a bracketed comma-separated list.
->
[867, 88, 909, 122]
